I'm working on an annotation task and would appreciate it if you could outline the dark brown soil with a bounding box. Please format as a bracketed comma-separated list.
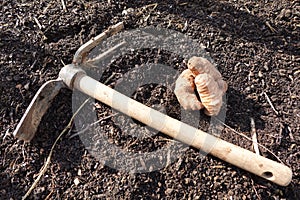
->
[1, 0, 299, 199]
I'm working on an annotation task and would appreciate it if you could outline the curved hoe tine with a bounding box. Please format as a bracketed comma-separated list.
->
[73, 22, 124, 64]
[13, 79, 66, 142]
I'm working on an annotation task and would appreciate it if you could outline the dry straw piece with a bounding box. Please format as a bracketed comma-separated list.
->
[174, 56, 227, 116]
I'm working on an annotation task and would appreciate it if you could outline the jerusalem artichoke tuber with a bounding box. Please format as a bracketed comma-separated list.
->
[174, 69, 204, 110]
[174, 56, 227, 116]
[194, 73, 223, 116]
[188, 56, 227, 95]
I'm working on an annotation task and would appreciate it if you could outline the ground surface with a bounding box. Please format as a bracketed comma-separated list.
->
[0, 0, 299, 199]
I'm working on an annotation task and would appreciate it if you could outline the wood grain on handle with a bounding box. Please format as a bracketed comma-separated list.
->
[73, 73, 292, 186]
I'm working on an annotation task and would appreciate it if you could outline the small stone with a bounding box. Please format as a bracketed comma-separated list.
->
[258, 71, 263, 77]
[74, 177, 80, 185]
[24, 82, 30, 90]
[271, 78, 276, 83]
[232, 171, 237, 177]
[0, 189, 6, 195]
[78, 169, 82, 176]
[263, 64, 269, 71]
[122, 8, 134, 15]
[165, 188, 173, 195]
[15, 84, 22, 89]
[284, 9, 292, 18]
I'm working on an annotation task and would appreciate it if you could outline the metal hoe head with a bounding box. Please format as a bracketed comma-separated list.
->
[13, 22, 124, 141]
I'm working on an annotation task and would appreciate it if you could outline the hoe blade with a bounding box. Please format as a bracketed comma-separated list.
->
[13, 79, 65, 141]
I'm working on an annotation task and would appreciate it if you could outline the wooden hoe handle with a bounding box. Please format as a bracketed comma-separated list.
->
[59, 65, 292, 186]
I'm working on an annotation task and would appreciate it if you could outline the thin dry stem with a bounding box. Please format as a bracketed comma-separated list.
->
[69, 113, 117, 139]
[263, 92, 279, 115]
[61, 0, 67, 11]
[215, 117, 283, 164]
[33, 16, 43, 30]
[22, 98, 90, 200]
[251, 179, 262, 200]
[250, 118, 260, 155]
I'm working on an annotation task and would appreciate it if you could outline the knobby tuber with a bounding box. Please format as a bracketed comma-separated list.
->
[174, 56, 227, 116]
[174, 69, 204, 110]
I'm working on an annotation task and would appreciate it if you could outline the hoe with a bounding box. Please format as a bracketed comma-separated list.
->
[13, 22, 292, 186]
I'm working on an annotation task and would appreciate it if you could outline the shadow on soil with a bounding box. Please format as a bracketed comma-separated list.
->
[226, 87, 266, 132]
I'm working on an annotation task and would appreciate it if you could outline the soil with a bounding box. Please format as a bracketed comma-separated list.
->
[1, 0, 299, 199]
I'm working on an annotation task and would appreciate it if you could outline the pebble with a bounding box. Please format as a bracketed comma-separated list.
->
[284, 9, 292, 18]
[263, 64, 269, 71]
[245, 86, 251, 91]
[122, 8, 134, 16]
[165, 188, 173, 195]
[74, 177, 80, 185]
[15, 84, 22, 89]
[24, 82, 30, 90]
[0, 189, 6, 195]
[231, 171, 237, 177]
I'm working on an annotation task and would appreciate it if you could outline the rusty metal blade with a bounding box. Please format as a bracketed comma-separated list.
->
[13, 79, 65, 141]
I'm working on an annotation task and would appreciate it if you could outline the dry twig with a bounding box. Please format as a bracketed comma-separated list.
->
[276, 123, 283, 145]
[251, 179, 262, 200]
[61, 0, 67, 12]
[250, 118, 260, 155]
[265, 21, 277, 33]
[69, 113, 117, 139]
[33, 16, 43, 30]
[215, 117, 283, 164]
[263, 92, 279, 115]
[22, 98, 90, 200]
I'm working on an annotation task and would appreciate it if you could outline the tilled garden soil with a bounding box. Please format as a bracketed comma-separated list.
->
[0, 0, 299, 199]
